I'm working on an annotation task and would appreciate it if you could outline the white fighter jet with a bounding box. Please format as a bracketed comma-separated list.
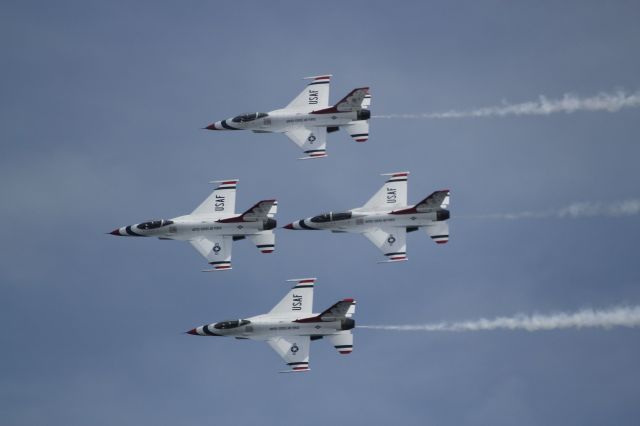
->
[204, 74, 371, 159]
[187, 277, 356, 373]
[109, 179, 277, 271]
[284, 172, 450, 263]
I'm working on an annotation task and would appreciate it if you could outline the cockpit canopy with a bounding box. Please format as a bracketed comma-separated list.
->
[213, 319, 251, 330]
[136, 220, 174, 230]
[310, 211, 352, 223]
[231, 112, 268, 123]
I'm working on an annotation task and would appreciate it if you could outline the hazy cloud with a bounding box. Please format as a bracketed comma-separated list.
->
[469, 199, 640, 220]
[360, 306, 640, 332]
[374, 90, 640, 119]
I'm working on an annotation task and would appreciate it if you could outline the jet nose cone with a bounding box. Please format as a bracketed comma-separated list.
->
[283, 223, 294, 230]
[204, 122, 219, 130]
[109, 228, 122, 236]
[185, 328, 199, 335]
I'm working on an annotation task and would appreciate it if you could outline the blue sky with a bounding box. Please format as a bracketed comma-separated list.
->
[2, 1, 640, 425]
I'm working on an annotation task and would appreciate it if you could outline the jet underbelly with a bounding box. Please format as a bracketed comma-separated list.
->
[248, 319, 340, 338]
[394, 212, 439, 226]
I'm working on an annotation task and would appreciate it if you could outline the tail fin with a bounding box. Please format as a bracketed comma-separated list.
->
[311, 87, 370, 114]
[332, 87, 370, 112]
[294, 298, 356, 324]
[415, 190, 450, 212]
[318, 298, 356, 321]
[361, 92, 371, 109]
[342, 91, 371, 142]
[218, 200, 278, 223]
[269, 278, 315, 316]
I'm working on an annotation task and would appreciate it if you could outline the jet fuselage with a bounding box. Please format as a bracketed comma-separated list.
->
[286, 208, 450, 232]
[188, 314, 355, 341]
[110, 215, 276, 240]
[206, 108, 370, 133]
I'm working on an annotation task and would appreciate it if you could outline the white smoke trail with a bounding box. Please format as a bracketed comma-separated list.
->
[374, 90, 640, 119]
[359, 306, 640, 332]
[473, 199, 640, 220]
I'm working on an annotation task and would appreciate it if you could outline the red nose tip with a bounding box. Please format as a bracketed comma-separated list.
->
[109, 228, 121, 236]
[204, 123, 218, 130]
[186, 328, 199, 335]
[283, 223, 294, 230]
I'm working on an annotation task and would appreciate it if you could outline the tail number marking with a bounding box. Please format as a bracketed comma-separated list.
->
[308, 90, 319, 105]
[292, 294, 303, 311]
[215, 195, 225, 211]
[386, 187, 397, 204]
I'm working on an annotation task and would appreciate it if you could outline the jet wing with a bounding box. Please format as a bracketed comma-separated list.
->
[269, 278, 315, 316]
[189, 236, 232, 271]
[285, 75, 331, 111]
[362, 226, 407, 262]
[285, 127, 327, 160]
[361, 172, 408, 210]
[191, 180, 238, 216]
[267, 336, 311, 373]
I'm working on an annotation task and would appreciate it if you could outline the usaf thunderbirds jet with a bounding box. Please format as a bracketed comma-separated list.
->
[204, 74, 371, 159]
[109, 180, 277, 271]
[187, 278, 356, 373]
[284, 172, 450, 263]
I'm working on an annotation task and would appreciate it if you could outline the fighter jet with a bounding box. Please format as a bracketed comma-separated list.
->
[186, 277, 356, 373]
[284, 172, 450, 263]
[109, 179, 277, 271]
[204, 74, 371, 159]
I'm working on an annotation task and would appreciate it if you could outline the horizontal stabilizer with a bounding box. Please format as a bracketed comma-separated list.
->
[425, 221, 449, 244]
[377, 256, 408, 264]
[248, 231, 275, 254]
[280, 367, 310, 373]
[344, 120, 369, 143]
[327, 332, 353, 355]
